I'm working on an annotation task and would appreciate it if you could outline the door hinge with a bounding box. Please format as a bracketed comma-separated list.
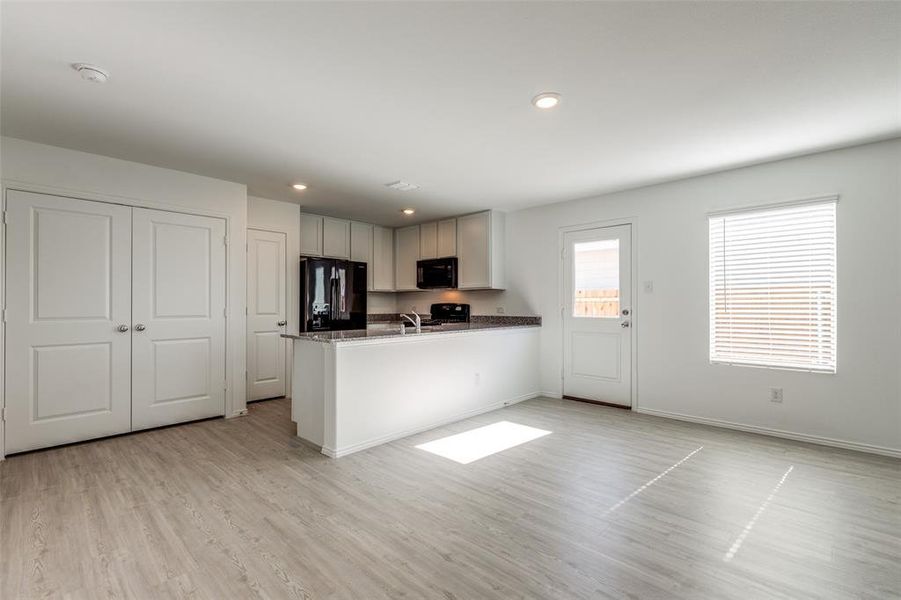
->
[223, 235, 229, 247]
[224, 380, 228, 391]
[1, 308, 5, 323]
[223, 307, 227, 318]
[1, 407, 5, 422]
[1, 210, 7, 225]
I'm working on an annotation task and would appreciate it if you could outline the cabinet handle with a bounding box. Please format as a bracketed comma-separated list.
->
[134, 324, 146, 332]
[117, 324, 129, 333]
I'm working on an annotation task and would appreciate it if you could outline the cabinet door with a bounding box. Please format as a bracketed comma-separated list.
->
[395, 225, 421, 291]
[300, 214, 323, 256]
[437, 218, 457, 257]
[4, 191, 133, 453]
[419, 222, 437, 259]
[322, 217, 351, 258]
[457, 211, 491, 289]
[131, 208, 227, 430]
[372, 226, 395, 291]
[350, 222, 373, 263]
[350, 221, 374, 290]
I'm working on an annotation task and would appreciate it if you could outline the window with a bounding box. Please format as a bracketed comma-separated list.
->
[573, 239, 620, 317]
[709, 199, 837, 373]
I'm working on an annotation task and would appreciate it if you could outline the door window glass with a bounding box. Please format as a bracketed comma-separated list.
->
[573, 239, 619, 318]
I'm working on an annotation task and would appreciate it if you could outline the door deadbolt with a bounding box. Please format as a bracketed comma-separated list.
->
[621, 308, 630, 316]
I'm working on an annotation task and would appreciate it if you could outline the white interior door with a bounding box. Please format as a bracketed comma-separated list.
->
[131, 208, 227, 430]
[247, 229, 287, 401]
[562, 224, 632, 406]
[4, 191, 133, 453]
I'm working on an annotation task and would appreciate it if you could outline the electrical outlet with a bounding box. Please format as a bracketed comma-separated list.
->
[497, 306, 505, 314]
[769, 387, 783, 403]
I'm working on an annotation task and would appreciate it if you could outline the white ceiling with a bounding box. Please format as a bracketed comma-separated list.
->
[2, 1, 899, 226]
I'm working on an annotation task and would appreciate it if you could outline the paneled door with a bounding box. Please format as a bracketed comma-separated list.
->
[4, 191, 133, 453]
[131, 208, 227, 430]
[562, 224, 632, 406]
[246, 229, 287, 401]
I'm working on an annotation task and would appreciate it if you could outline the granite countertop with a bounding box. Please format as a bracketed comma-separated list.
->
[282, 317, 540, 345]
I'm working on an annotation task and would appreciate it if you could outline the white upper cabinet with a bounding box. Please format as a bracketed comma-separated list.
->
[350, 221, 374, 289]
[300, 213, 323, 256]
[418, 218, 456, 259]
[322, 217, 351, 258]
[395, 225, 421, 291]
[350, 221, 373, 263]
[371, 226, 395, 292]
[437, 218, 457, 258]
[419, 222, 438, 259]
[457, 210, 505, 290]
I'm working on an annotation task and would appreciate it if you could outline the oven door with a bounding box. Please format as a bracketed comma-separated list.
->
[417, 257, 458, 289]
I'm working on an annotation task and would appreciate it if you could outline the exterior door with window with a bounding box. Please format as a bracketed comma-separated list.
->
[562, 224, 632, 406]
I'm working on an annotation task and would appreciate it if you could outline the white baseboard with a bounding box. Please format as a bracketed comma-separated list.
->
[636, 407, 901, 459]
[322, 391, 542, 458]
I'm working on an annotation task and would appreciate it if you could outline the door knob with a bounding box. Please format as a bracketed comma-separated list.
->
[621, 321, 631, 328]
[134, 324, 146, 332]
[117, 324, 129, 333]
[277, 320, 287, 326]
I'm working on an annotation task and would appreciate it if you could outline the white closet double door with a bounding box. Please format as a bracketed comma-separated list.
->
[5, 191, 227, 454]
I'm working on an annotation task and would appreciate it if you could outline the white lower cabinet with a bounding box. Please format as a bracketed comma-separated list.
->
[4, 190, 227, 453]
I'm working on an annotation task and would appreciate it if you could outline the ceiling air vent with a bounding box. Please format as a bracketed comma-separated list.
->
[385, 180, 420, 192]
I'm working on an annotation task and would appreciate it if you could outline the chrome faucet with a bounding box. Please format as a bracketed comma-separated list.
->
[400, 309, 421, 333]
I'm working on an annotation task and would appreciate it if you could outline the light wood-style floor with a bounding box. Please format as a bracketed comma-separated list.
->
[2, 397, 899, 599]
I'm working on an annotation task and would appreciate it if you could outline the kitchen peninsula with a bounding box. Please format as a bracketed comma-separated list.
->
[283, 318, 541, 457]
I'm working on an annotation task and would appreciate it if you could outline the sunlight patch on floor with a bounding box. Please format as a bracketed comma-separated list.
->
[723, 465, 794, 562]
[416, 421, 552, 464]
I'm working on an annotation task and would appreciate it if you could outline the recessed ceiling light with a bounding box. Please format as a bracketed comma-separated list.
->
[532, 92, 561, 109]
[385, 180, 420, 192]
[72, 63, 110, 83]
[402, 208, 415, 215]
[292, 183, 308, 191]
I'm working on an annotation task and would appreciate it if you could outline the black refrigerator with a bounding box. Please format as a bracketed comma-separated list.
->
[300, 258, 367, 331]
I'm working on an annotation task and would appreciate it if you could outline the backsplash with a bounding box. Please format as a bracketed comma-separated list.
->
[367, 313, 540, 325]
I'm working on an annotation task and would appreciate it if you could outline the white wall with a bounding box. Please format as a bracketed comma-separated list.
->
[247, 196, 301, 396]
[1, 137, 249, 458]
[502, 138, 901, 455]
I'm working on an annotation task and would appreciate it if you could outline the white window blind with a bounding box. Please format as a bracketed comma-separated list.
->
[709, 200, 837, 373]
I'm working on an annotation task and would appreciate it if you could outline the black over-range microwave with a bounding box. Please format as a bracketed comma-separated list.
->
[417, 257, 458, 289]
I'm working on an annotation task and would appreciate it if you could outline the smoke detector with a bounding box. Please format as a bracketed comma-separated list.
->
[385, 180, 420, 192]
[72, 63, 110, 83]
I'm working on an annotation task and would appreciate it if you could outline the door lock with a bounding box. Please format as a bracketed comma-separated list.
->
[621, 308, 630, 316]
[277, 320, 287, 327]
